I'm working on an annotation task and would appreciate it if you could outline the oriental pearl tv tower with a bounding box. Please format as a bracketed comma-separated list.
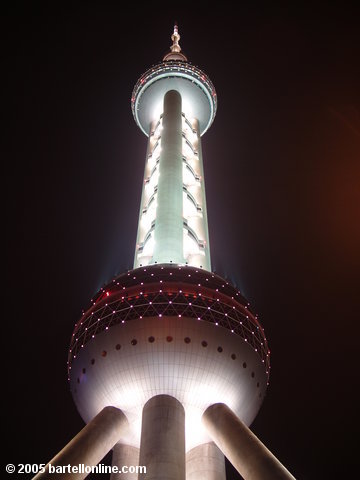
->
[34, 25, 295, 480]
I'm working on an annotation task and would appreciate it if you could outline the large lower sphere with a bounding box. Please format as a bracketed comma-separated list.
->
[69, 264, 269, 451]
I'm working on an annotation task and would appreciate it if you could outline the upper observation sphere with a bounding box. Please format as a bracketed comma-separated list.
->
[131, 24, 217, 136]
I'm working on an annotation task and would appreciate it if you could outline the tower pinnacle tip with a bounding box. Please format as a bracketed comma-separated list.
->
[171, 23, 180, 52]
[163, 23, 188, 62]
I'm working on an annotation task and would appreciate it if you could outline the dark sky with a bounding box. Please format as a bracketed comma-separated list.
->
[3, 3, 360, 479]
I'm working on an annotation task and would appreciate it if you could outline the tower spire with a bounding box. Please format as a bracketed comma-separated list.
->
[163, 23, 188, 61]
[171, 22, 181, 53]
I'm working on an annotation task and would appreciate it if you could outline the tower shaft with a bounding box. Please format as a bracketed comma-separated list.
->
[152, 90, 184, 265]
[134, 90, 211, 270]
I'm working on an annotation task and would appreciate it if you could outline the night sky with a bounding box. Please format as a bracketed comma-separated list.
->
[4, 3, 360, 479]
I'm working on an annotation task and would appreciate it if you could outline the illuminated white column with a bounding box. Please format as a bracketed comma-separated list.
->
[33, 407, 128, 480]
[134, 119, 158, 267]
[152, 90, 184, 265]
[138, 394, 185, 480]
[111, 444, 139, 480]
[203, 403, 296, 480]
[182, 117, 211, 270]
[134, 92, 212, 271]
[186, 442, 225, 480]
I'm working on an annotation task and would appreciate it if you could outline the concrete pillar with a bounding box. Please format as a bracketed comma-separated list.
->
[186, 442, 226, 480]
[153, 90, 184, 264]
[110, 444, 139, 480]
[203, 403, 295, 480]
[192, 117, 211, 271]
[134, 119, 157, 269]
[138, 394, 185, 480]
[32, 406, 128, 480]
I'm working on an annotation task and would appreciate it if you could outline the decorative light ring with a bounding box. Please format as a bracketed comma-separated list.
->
[131, 61, 217, 136]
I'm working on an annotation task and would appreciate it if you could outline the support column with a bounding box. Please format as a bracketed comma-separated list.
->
[138, 394, 185, 480]
[33, 406, 128, 480]
[110, 444, 139, 480]
[203, 403, 296, 480]
[153, 90, 184, 264]
[192, 117, 211, 271]
[186, 442, 226, 480]
[134, 119, 158, 269]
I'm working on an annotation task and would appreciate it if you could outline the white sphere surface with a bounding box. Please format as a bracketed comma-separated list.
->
[71, 316, 266, 451]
